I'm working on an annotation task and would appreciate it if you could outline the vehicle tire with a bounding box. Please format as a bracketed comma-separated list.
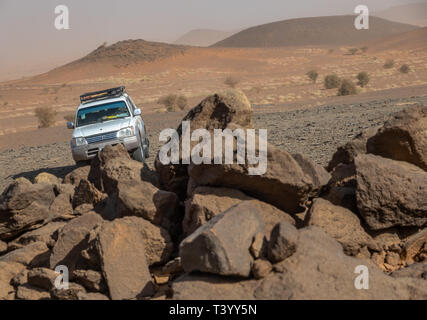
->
[132, 137, 145, 163]
[75, 160, 91, 166]
[143, 137, 150, 158]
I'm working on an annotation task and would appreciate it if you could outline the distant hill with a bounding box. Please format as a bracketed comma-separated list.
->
[174, 29, 238, 47]
[212, 15, 418, 48]
[367, 27, 427, 52]
[28, 39, 189, 83]
[74, 39, 188, 65]
[376, 3, 427, 27]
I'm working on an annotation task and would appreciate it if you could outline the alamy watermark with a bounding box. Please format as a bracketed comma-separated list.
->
[159, 121, 268, 175]
[354, 265, 369, 290]
[54, 265, 69, 290]
[354, 5, 369, 30]
[55, 5, 70, 30]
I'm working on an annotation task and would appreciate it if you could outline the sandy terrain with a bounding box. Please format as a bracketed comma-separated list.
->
[1, 42, 427, 139]
[1, 93, 426, 192]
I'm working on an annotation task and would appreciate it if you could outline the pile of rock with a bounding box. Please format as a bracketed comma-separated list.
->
[0, 90, 425, 300]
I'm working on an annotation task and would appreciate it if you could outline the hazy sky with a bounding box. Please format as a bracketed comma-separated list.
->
[0, 0, 425, 80]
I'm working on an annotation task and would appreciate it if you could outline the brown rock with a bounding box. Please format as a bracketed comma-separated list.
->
[250, 233, 267, 259]
[11, 269, 28, 287]
[54, 183, 76, 199]
[327, 127, 378, 171]
[9, 222, 66, 249]
[72, 269, 106, 292]
[27, 268, 58, 291]
[34, 172, 61, 186]
[180, 201, 264, 277]
[0, 240, 7, 254]
[77, 292, 110, 300]
[73, 203, 94, 216]
[392, 263, 427, 280]
[323, 163, 357, 211]
[183, 187, 295, 237]
[188, 141, 318, 214]
[0, 261, 26, 299]
[307, 198, 378, 255]
[162, 257, 183, 275]
[267, 221, 299, 263]
[50, 212, 104, 272]
[63, 165, 90, 186]
[254, 227, 427, 300]
[119, 216, 173, 266]
[292, 153, 331, 188]
[0, 241, 49, 267]
[155, 90, 254, 199]
[16, 284, 51, 300]
[0, 178, 55, 240]
[172, 273, 258, 300]
[252, 259, 272, 279]
[403, 229, 427, 264]
[355, 154, 427, 230]
[49, 194, 74, 221]
[72, 179, 103, 209]
[89, 145, 179, 230]
[367, 106, 427, 171]
[51, 282, 86, 300]
[96, 219, 154, 300]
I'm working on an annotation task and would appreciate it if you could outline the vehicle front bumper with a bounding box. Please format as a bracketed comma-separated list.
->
[71, 136, 139, 162]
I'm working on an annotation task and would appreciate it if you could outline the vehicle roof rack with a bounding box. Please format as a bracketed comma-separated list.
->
[80, 86, 126, 104]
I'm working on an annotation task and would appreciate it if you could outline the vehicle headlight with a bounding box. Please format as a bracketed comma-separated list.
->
[71, 137, 87, 147]
[117, 127, 134, 139]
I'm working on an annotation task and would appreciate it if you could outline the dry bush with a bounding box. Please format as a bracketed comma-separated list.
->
[399, 64, 411, 74]
[360, 46, 368, 53]
[324, 74, 341, 89]
[35, 106, 57, 128]
[224, 76, 240, 88]
[348, 48, 358, 55]
[338, 79, 357, 96]
[357, 72, 370, 88]
[63, 114, 75, 122]
[158, 94, 188, 112]
[383, 59, 395, 69]
[306, 70, 319, 83]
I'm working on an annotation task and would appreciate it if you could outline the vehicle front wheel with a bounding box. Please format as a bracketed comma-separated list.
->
[132, 139, 145, 163]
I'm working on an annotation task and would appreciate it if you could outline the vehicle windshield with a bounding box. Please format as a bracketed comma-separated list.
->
[76, 101, 130, 127]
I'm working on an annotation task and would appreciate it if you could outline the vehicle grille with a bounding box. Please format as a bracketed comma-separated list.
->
[86, 131, 117, 144]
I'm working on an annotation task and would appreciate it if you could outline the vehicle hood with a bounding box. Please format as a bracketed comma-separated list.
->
[72, 118, 132, 138]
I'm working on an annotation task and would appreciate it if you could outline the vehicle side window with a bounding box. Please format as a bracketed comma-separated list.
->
[126, 97, 134, 114]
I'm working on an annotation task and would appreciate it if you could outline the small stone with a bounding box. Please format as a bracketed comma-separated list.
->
[252, 259, 272, 279]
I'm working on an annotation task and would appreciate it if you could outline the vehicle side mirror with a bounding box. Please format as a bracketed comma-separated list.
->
[67, 121, 75, 129]
[133, 108, 141, 116]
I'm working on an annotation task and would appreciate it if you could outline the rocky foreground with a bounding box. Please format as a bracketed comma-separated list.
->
[0, 90, 426, 300]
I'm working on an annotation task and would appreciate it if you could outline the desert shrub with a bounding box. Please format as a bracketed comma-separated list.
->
[250, 86, 262, 94]
[328, 49, 334, 54]
[224, 76, 240, 88]
[3, 102, 8, 106]
[348, 48, 358, 55]
[157, 94, 188, 112]
[399, 64, 411, 74]
[324, 74, 341, 89]
[357, 72, 370, 88]
[63, 114, 75, 122]
[338, 79, 357, 96]
[35, 106, 57, 128]
[383, 59, 395, 69]
[360, 46, 368, 53]
[306, 70, 319, 83]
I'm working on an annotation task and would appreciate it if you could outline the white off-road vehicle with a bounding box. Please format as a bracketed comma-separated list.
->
[67, 86, 149, 164]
